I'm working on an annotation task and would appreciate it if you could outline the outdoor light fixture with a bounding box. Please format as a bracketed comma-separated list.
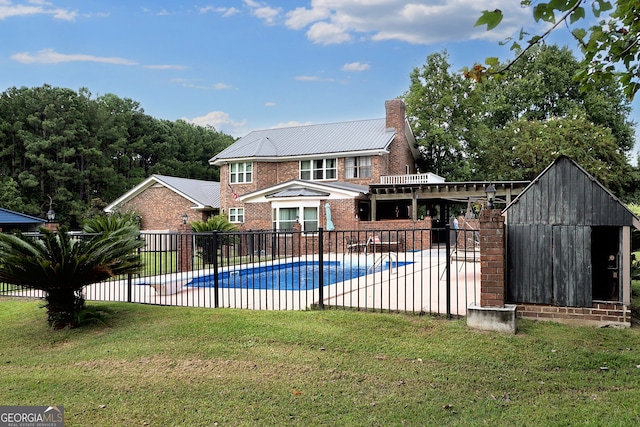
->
[182, 213, 188, 224]
[46, 209, 55, 222]
[485, 183, 497, 209]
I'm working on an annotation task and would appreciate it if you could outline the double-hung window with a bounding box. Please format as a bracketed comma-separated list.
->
[230, 162, 252, 183]
[345, 156, 371, 178]
[229, 207, 244, 223]
[300, 159, 336, 181]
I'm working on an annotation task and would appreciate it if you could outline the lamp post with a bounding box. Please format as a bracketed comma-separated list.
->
[485, 183, 497, 209]
[46, 209, 55, 222]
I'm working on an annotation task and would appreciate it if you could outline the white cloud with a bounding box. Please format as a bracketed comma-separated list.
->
[0, 0, 77, 21]
[272, 121, 313, 129]
[279, 0, 530, 45]
[199, 6, 239, 17]
[306, 21, 351, 45]
[342, 62, 370, 72]
[243, 0, 281, 25]
[295, 75, 335, 83]
[173, 79, 234, 90]
[183, 111, 248, 137]
[11, 48, 137, 65]
[265, 102, 276, 107]
[285, 6, 330, 30]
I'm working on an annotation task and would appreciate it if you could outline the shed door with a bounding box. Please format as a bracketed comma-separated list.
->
[507, 224, 553, 304]
[507, 224, 592, 307]
[552, 226, 592, 307]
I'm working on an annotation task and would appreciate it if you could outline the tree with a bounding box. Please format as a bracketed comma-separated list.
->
[475, 0, 640, 99]
[0, 225, 144, 329]
[403, 51, 479, 180]
[477, 117, 634, 195]
[403, 46, 636, 198]
[0, 85, 235, 225]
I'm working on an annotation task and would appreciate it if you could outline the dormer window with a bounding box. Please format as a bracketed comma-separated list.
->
[230, 162, 252, 183]
[300, 159, 337, 181]
[345, 156, 371, 178]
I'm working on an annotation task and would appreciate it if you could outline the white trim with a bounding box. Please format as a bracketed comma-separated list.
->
[209, 149, 389, 166]
[104, 175, 207, 213]
[239, 180, 365, 203]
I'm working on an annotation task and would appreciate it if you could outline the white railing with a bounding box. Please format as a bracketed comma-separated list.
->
[379, 173, 444, 185]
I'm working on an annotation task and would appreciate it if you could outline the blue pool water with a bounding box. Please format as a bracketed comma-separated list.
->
[187, 260, 412, 291]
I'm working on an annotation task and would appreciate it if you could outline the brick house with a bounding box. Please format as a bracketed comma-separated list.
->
[209, 100, 421, 232]
[104, 175, 220, 231]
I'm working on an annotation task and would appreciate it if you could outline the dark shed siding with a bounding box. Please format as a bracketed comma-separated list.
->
[507, 224, 552, 304]
[507, 157, 633, 227]
[505, 156, 633, 307]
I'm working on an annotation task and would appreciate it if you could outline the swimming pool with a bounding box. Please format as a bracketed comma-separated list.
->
[187, 260, 412, 291]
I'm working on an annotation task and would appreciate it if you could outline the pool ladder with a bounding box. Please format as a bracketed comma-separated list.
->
[368, 253, 397, 274]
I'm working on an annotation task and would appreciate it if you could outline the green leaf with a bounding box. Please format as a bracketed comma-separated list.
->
[485, 57, 500, 68]
[533, 3, 555, 23]
[510, 41, 522, 51]
[593, 0, 613, 17]
[571, 28, 587, 40]
[569, 7, 585, 24]
[475, 10, 503, 31]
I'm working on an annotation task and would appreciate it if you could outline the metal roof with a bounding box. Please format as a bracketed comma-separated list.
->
[210, 118, 395, 164]
[104, 175, 220, 213]
[153, 175, 220, 209]
[0, 208, 44, 224]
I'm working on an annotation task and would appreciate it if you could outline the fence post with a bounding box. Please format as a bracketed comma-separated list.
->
[127, 273, 132, 303]
[445, 224, 451, 319]
[318, 227, 324, 309]
[212, 231, 219, 308]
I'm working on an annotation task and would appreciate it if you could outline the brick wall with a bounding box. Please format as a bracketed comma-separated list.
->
[121, 185, 207, 230]
[516, 303, 631, 327]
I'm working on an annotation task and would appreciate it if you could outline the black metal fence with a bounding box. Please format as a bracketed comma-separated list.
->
[0, 227, 480, 317]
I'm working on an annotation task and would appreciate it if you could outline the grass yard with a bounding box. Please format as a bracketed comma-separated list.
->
[1, 297, 639, 427]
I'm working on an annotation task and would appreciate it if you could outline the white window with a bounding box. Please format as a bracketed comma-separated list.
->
[300, 158, 337, 181]
[345, 156, 371, 178]
[272, 204, 319, 232]
[230, 162, 252, 183]
[229, 207, 244, 223]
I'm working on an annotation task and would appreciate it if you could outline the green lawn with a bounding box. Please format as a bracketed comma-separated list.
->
[1, 297, 639, 427]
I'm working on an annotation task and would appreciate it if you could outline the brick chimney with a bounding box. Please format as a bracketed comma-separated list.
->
[384, 99, 411, 175]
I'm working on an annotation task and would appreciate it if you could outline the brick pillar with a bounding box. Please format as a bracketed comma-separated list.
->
[42, 222, 59, 231]
[292, 222, 302, 257]
[179, 223, 193, 272]
[479, 209, 505, 307]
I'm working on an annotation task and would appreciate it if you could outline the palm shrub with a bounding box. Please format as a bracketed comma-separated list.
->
[0, 225, 144, 329]
[83, 211, 141, 233]
[191, 215, 239, 263]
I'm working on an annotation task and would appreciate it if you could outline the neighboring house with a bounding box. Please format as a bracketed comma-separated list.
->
[209, 100, 420, 231]
[104, 175, 220, 230]
[0, 208, 45, 232]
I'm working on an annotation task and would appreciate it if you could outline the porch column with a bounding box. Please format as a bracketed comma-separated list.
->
[479, 209, 505, 308]
[370, 194, 377, 222]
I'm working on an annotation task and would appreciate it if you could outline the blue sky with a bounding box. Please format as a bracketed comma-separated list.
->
[1, 0, 638, 157]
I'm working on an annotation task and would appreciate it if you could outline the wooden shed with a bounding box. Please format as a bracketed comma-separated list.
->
[504, 156, 639, 326]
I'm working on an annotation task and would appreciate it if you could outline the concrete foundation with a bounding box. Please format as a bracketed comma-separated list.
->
[467, 303, 518, 334]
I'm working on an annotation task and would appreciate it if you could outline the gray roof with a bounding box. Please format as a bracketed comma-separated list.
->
[0, 208, 44, 224]
[104, 175, 220, 213]
[210, 118, 394, 164]
[153, 175, 220, 209]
